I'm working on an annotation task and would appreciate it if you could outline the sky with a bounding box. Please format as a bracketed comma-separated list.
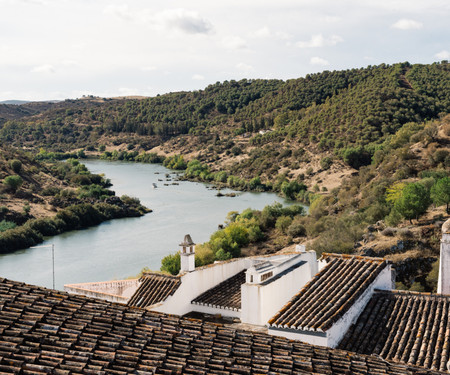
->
[0, 0, 449, 101]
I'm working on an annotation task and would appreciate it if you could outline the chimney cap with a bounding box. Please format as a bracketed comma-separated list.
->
[179, 234, 195, 246]
[443, 219, 450, 234]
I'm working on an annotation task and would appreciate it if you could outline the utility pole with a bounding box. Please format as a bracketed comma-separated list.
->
[31, 244, 55, 289]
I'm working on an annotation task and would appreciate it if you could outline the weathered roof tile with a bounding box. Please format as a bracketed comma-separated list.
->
[268, 253, 389, 331]
[191, 270, 246, 310]
[339, 289, 450, 372]
[127, 273, 181, 308]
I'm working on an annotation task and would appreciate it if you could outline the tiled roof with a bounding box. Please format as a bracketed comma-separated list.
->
[0, 277, 443, 375]
[191, 270, 246, 311]
[339, 289, 450, 373]
[127, 273, 181, 308]
[268, 253, 389, 331]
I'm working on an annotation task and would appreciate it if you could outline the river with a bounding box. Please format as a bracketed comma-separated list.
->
[0, 160, 295, 290]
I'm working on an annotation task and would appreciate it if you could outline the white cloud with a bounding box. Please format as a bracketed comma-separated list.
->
[117, 87, 140, 96]
[297, 34, 343, 48]
[104, 4, 134, 21]
[31, 64, 55, 74]
[222, 36, 247, 50]
[310, 57, 329, 66]
[391, 19, 423, 30]
[275, 31, 293, 41]
[250, 27, 271, 38]
[192, 74, 205, 80]
[152, 8, 213, 34]
[236, 62, 254, 72]
[435, 50, 450, 59]
[142, 66, 157, 72]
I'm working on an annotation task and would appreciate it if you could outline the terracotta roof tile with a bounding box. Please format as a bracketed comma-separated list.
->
[127, 273, 181, 308]
[0, 277, 444, 374]
[191, 270, 245, 310]
[339, 289, 450, 373]
[268, 253, 389, 331]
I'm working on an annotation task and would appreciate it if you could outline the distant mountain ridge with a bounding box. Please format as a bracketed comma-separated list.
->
[0, 100, 32, 105]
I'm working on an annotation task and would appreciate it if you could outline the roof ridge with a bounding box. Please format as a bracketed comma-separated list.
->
[321, 252, 388, 263]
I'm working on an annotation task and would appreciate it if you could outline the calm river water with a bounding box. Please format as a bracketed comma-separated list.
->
[0, 160, 295, 290]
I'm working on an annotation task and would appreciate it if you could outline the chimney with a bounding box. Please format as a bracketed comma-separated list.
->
[179, 234, 195, 273]
[438, 219, 450, 294]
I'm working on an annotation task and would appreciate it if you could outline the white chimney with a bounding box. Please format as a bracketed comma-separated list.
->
[179, 234, 195, 273]
[437, 219, 450, 294]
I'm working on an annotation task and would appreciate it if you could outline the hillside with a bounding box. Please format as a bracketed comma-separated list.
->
[0, 61, 449, 290]
[0, 147, 149, 252]
[0, 62, 448, 185]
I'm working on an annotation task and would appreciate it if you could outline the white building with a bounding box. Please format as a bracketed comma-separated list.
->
[65, 234, 397, 347]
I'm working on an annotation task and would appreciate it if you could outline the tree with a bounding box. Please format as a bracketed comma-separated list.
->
[275, 215, 293, 234]
[3, 175, 23, 193]
[160, 253, 180, 275]
[10, 159, 22, 173]
[431, 177, 450, 213]
[394, 182, 431, 223]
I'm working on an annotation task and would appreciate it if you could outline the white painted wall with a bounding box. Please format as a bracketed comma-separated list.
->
[268, 327, 328, 346]
[181, 252, 195, 273]
[64, 279, 140, 303]
[152, 258, 252, 315]
[241, 251, 317, 325]
[189, 303, 241, 318]
[325, 264, 393, 348]
[438, 231, 450, 294]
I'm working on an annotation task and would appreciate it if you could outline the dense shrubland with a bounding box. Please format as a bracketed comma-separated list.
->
[1, 62, 449, 289]
[160, 203, 306, 275]
[0, 148, 149, 252]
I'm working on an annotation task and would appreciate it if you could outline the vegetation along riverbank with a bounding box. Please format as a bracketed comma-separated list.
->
[0, 61, 449, 290]
[0, 147, 150, 253]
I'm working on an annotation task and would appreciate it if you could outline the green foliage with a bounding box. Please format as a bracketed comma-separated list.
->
[394, 182, 431, 223]
[194, 243, 215, 267]
[320, 156, 333, 170]
[163, 154, 187, 170]
[160, 253, 181, 275]
[342, 147, 372, 169]
[275, 215, 293, 234]
[0, 220, 16, 232]
[281, 181, 306, 200]
[3, 175, 23, 193]
[10, 159, 22, 173]
[287, 217, 306, 237]
[431, 177, 450, 212]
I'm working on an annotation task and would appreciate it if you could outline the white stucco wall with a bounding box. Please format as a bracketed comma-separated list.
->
[64, 279, 140, 303]
[152, 258, 252, 316]
[241, 251, 317, 326]
[267, 263, 394, 348]
[268, 327, 328, 346]
[325, 264, 393, 348]
[189, 303, 241, 318]
[438, 232, 450, 294]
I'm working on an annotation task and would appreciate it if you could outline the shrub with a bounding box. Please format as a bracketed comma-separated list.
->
[320, 157, 332, 170]
[3, 175, 23, 193]
[10, 159, 22, 173]
[381, 227, 396, 236]
[160, 253, 180, 275]
[0, 220, 16, 232]
[287, 219, 306, 237]
[275, 215, 293, 234]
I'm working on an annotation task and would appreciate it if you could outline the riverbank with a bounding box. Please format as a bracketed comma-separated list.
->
[0, 159, 293, 289]
[0, 151, 150, 253]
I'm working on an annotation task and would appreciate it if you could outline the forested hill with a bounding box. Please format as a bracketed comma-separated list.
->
[1, 62, 449, 159]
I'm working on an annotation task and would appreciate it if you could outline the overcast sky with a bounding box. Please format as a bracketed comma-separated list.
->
[0, 0, 449, 101]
